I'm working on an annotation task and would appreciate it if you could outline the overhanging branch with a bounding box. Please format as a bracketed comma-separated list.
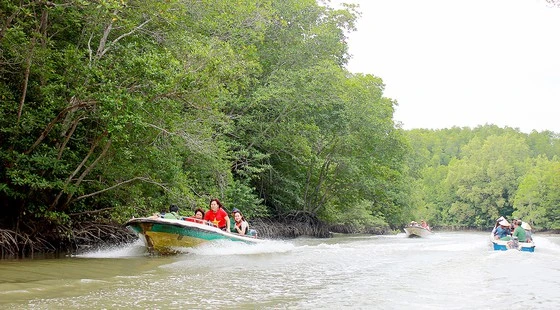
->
[74, 177, 169, 201]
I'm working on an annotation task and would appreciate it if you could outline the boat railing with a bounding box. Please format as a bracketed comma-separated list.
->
[184, 217, 219, 227]
[169, 216, 259, 238]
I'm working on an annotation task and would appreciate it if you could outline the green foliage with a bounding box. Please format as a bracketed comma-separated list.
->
[514, 156, 560, 230]
[322, 199, 390, 232]
[4, 0, 559, 239]
[407, 126, 560, 230]
[224, 179, 267, 219]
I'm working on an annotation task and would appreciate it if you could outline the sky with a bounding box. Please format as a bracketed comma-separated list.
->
[329, 0, 560, 133]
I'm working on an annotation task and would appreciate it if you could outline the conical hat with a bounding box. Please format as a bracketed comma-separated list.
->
[499, 219, 510, 227]
[521, 222, 532, 230]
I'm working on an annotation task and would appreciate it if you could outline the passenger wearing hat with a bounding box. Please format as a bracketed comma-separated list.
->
[521, 221, 533, 242]
[491, 216, 506, 235]
[494, 219, 511, 240]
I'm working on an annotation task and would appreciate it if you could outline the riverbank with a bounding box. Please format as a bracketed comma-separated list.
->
[4, 216, 551, 258]
[0, 221, 136, 259]
[0, 212, 395, 258]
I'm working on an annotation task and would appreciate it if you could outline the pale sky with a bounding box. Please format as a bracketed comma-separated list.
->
[330, 0, 560, 133]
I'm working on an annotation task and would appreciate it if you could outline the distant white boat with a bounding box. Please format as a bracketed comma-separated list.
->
[404, 225, 433, 238]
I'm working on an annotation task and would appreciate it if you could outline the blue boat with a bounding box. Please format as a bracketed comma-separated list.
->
[490, 234, 535, 252]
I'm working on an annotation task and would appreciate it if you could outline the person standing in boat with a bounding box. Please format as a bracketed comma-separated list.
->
[204, 198, 231, 231]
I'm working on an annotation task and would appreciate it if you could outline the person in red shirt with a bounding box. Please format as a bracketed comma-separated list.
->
[204, 198, 230, 231]
[185, 208, 205, 224]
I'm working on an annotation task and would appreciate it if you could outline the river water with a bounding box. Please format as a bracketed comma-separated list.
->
[1, 231, 559, 310]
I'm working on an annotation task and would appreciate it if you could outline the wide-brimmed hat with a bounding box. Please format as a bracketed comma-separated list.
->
[521, 222, 532, 230]
[499, 219, 510, 227]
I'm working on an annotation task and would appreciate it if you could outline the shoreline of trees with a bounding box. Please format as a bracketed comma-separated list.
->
[1, 1, 558, 257]
[407, 126, 560, 231]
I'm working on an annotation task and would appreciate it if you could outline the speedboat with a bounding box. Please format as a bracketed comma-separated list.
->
[125, 217, 263, 254]
[490, 234, 535, 252]
[403, 225, 433, 238]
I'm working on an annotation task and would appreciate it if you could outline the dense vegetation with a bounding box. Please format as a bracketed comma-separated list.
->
[407, 126, 560, 231]
[1, 0, 407, 253]
[1, 1, 559, 255]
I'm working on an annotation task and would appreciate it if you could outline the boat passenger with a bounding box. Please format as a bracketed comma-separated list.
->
[505, 220, 526, 249]
[421, 220, 431, 231]
[511, 218, 519, 228]
[229, 208, 240, 232]
[232, 209, 249, 235]
[204, 198, 231, 231]
[194, 208, 204, 220]
[511, 220, 527, 242]
[185, 208, 205, 224]
[521, 221, 533, 242]
[491, 216, 505, 235]
[494, 220, 511, 240]
[163, 204, 182, 220]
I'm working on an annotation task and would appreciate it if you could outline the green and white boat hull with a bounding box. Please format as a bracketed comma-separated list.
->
[125, 217, 263, 254]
